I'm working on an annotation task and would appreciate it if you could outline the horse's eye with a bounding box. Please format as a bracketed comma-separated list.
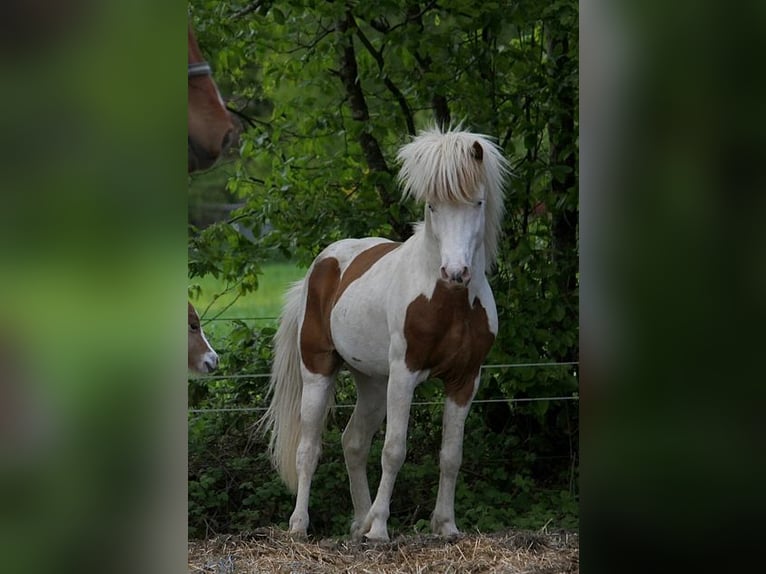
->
[427, 203, 434, 212]
[190, 323, 200, 332]
[476, 200, 484, 207]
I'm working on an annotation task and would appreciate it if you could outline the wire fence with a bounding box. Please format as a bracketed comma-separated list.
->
[189, 357, 579, 415]
[204, 315, 277, 323]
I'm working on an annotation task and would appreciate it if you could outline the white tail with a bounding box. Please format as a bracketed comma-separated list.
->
[258, 280, 306, 492]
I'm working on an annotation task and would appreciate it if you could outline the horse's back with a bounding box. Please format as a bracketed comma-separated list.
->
[315, 237, 396, 268]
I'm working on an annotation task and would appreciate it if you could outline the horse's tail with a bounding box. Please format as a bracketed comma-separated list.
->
[258, 280, 306, 493]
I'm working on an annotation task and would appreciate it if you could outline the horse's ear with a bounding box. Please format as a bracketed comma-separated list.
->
[471, 141, 484, 162]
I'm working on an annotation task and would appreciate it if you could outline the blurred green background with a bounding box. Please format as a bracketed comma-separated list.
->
[0, 2, 186, 573]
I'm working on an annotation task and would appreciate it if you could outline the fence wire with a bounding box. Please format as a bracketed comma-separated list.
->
[188, 360, 578, 415]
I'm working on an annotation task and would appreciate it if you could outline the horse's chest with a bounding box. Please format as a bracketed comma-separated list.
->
[403, 283, 495, 406]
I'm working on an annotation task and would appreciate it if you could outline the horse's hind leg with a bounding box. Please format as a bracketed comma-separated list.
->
[431, 376, 479, 537]
[289, 369, 335, 536]
[342, 372, 387, 539]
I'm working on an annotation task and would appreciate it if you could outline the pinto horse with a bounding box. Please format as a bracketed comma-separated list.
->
[188, 25, 236, 172]
[188, 302, 218, 374]
[261, 127, 509, 540]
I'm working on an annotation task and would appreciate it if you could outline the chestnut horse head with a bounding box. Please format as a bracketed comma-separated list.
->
[188, 25, 236, 172]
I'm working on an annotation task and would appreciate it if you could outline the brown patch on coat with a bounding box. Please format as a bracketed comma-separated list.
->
[300, 243, 401, 375]
[403, 282, 495, 406]
[335, 242, 400, 303]
[300, 258, 343, 376]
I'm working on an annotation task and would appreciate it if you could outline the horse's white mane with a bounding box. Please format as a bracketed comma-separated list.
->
[396, 125, 510, 270]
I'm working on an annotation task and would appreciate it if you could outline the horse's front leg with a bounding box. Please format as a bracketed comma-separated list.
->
[430, 374, 479, 537]
[361, 361, 420, 541]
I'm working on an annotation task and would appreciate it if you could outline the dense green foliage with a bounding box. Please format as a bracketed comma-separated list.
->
[188, 0, 578, 538]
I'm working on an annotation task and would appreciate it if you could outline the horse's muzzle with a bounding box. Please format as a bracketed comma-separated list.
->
[440, 265, 471, 286]
[188, 138, 218, 172]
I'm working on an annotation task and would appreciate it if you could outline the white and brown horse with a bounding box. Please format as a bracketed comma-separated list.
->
[188, 25, 236, 172]
[261, 126, 509, 540]
[188, 302, 218, 374]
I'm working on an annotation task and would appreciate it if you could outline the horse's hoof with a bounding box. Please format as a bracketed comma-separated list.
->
[288, 529, 308, 541]
[363, 536, 390, 545]
[350, 519, 366, 540]
[363, 528, 390, 543]
[431, 517, 461, 539]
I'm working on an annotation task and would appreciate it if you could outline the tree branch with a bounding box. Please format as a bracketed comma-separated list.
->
[335, 8, 411, 240]
[501, 126, 513, 150]
[387, 1, 439, 34]
[336, 13, 371, 123]
[414, 48, 450, 128]
[411, 10, 451, 128]
[226, 105, 258, 129]
[351, 17, 415, 135]
[231, 0, 265, 19]
[285, 25, 333, 54]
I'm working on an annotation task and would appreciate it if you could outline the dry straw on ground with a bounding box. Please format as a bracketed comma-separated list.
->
[189, 527, 578, 574]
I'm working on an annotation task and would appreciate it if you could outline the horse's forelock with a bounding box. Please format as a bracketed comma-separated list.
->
[397, 126, 509, 269]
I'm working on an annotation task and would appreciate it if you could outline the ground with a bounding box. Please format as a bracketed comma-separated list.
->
[188, 528, 579, 573]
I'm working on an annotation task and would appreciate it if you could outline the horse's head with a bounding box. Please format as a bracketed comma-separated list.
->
[188, 26, 236, 172]
[398, 128, 509, 288]
[188, 302, 218, 374]
[425, 192, 486, 287]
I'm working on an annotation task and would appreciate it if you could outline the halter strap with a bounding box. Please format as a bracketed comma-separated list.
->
[188, 62, 212, 77]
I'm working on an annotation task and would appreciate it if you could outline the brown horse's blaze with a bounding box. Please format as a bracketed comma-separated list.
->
[403, 282, 495, 406]
[300, 242, 401, 375]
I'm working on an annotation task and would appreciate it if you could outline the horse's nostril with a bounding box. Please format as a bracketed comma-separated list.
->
[442, 266, 472, 285]
[443, 266, 471, 285]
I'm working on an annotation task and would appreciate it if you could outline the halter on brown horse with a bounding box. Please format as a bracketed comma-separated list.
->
[188, 26, 236, 172]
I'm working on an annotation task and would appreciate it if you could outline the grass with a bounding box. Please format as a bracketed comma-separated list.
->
[189, 261, 306, 338]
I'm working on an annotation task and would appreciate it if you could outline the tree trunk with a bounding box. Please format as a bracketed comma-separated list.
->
[336, 9, 412, 241]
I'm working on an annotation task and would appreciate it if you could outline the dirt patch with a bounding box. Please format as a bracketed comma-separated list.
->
[188, 528, 578, 573]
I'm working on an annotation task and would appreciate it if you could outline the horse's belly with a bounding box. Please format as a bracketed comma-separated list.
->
[331, 298, 391, 377]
